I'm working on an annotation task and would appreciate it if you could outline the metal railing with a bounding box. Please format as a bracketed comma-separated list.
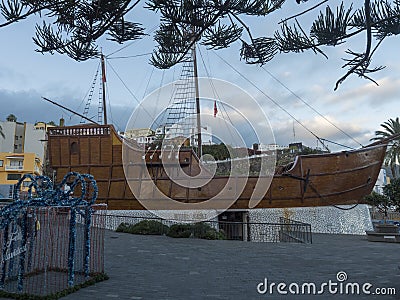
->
[370, 209, 400, 221]
[48, 125, 110, 136]
[0, 206, 106, 296]
[105, 214, 312, 244]
[279, 217, 313, 244]
[5, 165, 23, 171]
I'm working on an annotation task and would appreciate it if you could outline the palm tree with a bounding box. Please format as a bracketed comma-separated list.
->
[371, 117, 400, 178]
[0, 125, 4, 139]
[6, 114, 17, 122]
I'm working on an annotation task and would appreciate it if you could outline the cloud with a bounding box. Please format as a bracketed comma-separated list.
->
[0, 89, 61, 124]
[271, 115, 370, 151]
[0, 88, 134, 131]
[324, 77, 400, 107]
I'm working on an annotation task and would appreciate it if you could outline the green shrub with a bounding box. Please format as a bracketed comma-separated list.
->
[117, 220, 226, 240]
[116, 222, 130, 232]
[166, 223, 226, 240]
[130, 220, 169, 235]
[116, 220, 169, 235]
[166, 224, 193, 238]
[192, 222, 226, 240]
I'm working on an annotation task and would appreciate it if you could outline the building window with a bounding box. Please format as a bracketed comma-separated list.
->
[70, 142, 79, 154]
[10, 160, 23, 167]
[15, 136, 18, 140]
[0, 160, 3, 167]
[7, 174, 21, 180]
[14, 145, 18, 150]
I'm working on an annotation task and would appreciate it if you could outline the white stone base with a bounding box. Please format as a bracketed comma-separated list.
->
[249, 205, 373, 235]
[104, 205, 373, 235]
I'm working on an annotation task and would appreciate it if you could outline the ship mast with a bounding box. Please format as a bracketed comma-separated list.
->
[193, 44, 202, 158]
[101, 51, 108, 125]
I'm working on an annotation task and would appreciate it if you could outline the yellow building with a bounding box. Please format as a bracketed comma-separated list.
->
[34, 122, 55, 131]
[0, 152, 42, 190]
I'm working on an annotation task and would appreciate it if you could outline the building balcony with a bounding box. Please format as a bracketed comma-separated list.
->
[5, 165, 24, 171]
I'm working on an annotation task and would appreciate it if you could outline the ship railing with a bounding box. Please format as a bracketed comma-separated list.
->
[48, 125, 111, 136]
[103, 214, 312, 244]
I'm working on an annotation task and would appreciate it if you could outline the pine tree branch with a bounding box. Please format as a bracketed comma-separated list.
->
[33, 0, 142, 60]
[279, 0, 328, 24]
[0, 1, 64, 28]
[334, 0, 372, 90]
[90, 0, 141, 41]
[229, 12, 254, 41]
[151, 0, 232, 68]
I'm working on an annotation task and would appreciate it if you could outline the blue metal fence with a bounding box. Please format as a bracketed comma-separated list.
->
[0, 173, 106, 297]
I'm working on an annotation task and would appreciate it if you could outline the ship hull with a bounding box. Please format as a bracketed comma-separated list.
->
[47, 125, 386, 210]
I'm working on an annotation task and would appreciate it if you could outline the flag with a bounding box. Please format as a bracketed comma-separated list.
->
[214, 100, 218, 117]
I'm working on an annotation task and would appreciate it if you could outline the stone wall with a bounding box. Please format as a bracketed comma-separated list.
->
[104, 205, 373, 236]
[249, 205, 373, 235]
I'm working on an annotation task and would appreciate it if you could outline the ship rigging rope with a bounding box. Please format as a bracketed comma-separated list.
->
[154, 70, 166, 126]
[106, 25, 158, 58]
[308, 181, 359, 210]
[162, 53, 197, 136]
[106, 59, 160, 127]
[213, 51, 328, 149]
[72, 62, 101, 121]
[198, 46, 237, 145]
[105, 79, 117, 127]
[107, 52, 153, 60]
[260, 66, 363, 148]
[319, 138, 355, 150]
[143, 67, 155, 99]
[332, 204, 359, 210]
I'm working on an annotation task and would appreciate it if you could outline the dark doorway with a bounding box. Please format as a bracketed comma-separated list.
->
[218, 211, 244, 240]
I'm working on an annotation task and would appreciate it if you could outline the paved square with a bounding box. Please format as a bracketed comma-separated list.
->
[60, 230, 400, 300]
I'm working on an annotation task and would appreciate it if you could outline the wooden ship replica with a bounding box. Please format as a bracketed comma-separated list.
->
[46, 52, 390, 211]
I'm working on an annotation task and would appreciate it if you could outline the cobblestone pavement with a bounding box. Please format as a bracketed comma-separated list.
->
[60, 230, 400, 300]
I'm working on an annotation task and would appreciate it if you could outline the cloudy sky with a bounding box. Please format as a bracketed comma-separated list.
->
[0, 1, 399, 151]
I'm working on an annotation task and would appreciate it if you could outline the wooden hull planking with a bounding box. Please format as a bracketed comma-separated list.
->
[47, 125, 386, 210]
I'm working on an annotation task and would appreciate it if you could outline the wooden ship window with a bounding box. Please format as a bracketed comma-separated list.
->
[70, 142, 79, 155]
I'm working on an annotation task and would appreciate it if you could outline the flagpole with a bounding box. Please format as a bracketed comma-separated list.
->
[101, 51, 108, 125]
[193, 43, 202, 158]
